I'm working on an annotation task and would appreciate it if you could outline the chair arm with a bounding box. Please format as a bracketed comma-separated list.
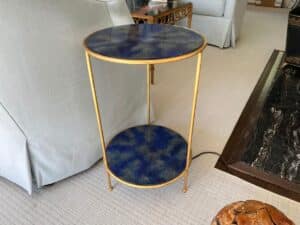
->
[224, 0, 247, 43]
[106, 0, 134, 25]
[224, 0, 247, 20]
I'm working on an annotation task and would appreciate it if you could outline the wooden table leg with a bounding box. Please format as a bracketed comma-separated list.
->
[150, 64, 155, 85]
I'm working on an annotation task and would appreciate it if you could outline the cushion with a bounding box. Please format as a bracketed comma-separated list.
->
[183, 0, 226, 17]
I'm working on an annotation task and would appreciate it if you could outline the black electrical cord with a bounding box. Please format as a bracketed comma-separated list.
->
[192, 151, 220, 160]
[99, 151, 221, 163]
[45, 152, 222, 188]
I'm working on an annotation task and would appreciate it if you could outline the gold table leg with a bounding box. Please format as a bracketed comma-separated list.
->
[85, 49, 203, 192]
[85, 51, 113, 191]
[147, 64, 151, 124]
[183, 53, 203, 193]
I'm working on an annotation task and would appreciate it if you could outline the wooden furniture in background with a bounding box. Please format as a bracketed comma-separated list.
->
[131, 2, 193, 27]
[251, 0, 283, 7]
[211, 200, 295, 225]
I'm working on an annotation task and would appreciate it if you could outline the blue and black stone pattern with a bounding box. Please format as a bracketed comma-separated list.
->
[106, 125, 187, 185]
[84, 24, 204, 60]
[242, 64, 300, 184]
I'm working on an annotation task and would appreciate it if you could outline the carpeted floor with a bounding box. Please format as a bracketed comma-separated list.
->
[0, 6, 299, 225]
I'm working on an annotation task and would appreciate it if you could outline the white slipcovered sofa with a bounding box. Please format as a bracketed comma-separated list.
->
[0, 0, 146, 194]
[180, 0, 247, 48]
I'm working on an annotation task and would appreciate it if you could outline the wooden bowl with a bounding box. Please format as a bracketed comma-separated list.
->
[211, 200, 295, 225]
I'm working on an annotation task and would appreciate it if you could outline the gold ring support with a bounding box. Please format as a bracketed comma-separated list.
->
[85, 45, 205, 192]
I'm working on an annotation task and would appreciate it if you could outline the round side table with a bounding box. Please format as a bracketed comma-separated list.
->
[84, 24, 206, 192]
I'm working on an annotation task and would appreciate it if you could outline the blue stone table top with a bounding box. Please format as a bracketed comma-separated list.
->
[84, 24, 205, 61]
[106, 125, 187, 186]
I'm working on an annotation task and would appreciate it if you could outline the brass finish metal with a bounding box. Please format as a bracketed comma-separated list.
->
[183, 53, 203, 192]
[84, 36, 206, 192]
[85, 52, 113, 191]
[147, 64, 151, 124]
[186, 53, 202, 169]
[108, 169, 186, 189]
[84, 39, 206, 65]
[83, 26, 206, 65]
[183, 170, 189, 193]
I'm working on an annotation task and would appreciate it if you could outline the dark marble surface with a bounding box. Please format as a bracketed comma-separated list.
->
[242, 64, 300, 184]
[85, 24, 204, 60]
[106, 125, 187, 185]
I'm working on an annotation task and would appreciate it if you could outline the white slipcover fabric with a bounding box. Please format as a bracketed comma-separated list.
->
[189, 15, 231, 47]
[0, 103, 32, 193]
[180, 0, 247, 48]
[0, 0, 146, 193]
[106, 0, 134, 25]
[190, 0, 226, 17]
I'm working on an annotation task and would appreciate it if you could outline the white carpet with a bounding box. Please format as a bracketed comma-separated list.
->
[0, 6, 299, 225]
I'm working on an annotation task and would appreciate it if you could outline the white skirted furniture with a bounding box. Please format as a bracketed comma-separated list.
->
[0, 0, 146, 194]
[180, 0, 247, 48]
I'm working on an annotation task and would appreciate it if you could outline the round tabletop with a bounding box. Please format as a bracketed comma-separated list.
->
[106, 125, 187, 187]
[84, 24, 206, 64]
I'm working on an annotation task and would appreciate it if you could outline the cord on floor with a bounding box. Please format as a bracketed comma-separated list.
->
[192, 151, 220, 160]
[99, 151, 221, 163]
[45, 152, 221, 188]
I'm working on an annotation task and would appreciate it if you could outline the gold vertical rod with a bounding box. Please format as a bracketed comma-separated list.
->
[147, 64, 151, 124]
[183, 53, 203, 193]
[85, 51, 113, 191]
[187, 10, 192, 28]
[150, 64, 155, 85]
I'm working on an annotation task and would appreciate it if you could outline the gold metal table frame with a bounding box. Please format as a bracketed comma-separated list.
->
[84, 34, 207, 193]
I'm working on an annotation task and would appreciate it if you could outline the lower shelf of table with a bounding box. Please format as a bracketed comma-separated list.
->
[106, 125, 188, 187]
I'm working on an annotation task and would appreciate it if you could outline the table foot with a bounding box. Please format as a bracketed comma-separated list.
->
[107, 173, 113, 191]
[183, 171, 189, 193]
[183, 187, 188, 193]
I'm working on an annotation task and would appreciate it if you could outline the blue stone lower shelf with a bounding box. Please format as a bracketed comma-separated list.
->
[106, 125, 187, 186]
